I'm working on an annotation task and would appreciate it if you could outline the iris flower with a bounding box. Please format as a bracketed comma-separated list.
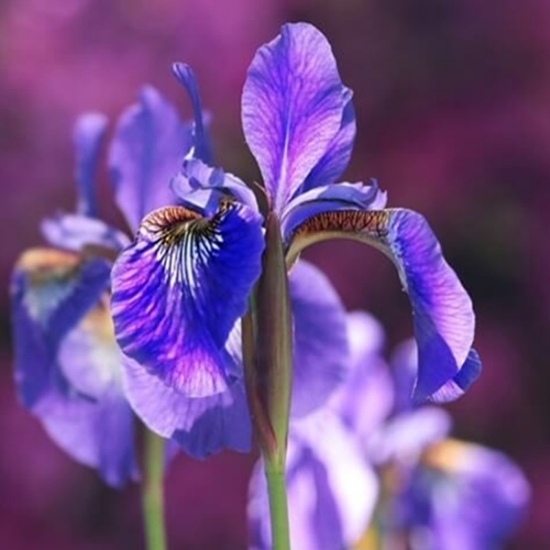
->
[10, 80, 207, 485]
[111, 22, 479, 457]
[248, 314, 524, 550]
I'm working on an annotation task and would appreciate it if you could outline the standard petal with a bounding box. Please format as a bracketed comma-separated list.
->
[111, 201, 264, 397]
[11, 248, 111, 407]
[287, 208, 477, 401]
[171, 158, 259, 213]
[248, 412, 378, 550]
[122, 355, 251, 457]
[301, 88, 356, 192]
[288, 260, 349, 417]
[108, 86, 192, 232]
[73, 112, 108, 217]
[172, 63, 213, 163]
[242, 23, 346, 212]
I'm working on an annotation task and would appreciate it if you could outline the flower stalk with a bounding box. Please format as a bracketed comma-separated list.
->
[243, 212, 293, 549]
[142, 428, 168, 550]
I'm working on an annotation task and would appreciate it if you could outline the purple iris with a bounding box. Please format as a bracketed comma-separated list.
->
[10, 79, 206, 486]
[111, 22, 479, 458]
[247, 313, 526, 549]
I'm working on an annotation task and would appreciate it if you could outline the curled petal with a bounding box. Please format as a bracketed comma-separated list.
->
[121, 355, 251, 458]
[111, 201, 264, 397]
[73, 113, 108, 217]
[288, 208, 477, 401]
[41, 213, 129, 253]
[109, 86, 192, 232]
[171, 158, 259, 213]
[288, 260, 349, 417]
[301, 88, 356, 192]
[281, 180, 386, 245]
[11, 248, 111, 407]
[242, 23, 346, 212]
[172, 63, 213, 163]
[249, 412, 378, 550]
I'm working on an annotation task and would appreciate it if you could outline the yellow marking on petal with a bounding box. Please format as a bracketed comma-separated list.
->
[422, 438, 468, 472]
[16, 248, 78, 273]
[80, 293, 116, 344]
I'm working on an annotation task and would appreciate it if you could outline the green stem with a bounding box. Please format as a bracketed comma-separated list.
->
[264, 459, 291, 550]
[142, 429, 167, 550]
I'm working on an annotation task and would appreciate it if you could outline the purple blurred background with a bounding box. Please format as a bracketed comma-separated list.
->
[1, 0, 549, 548]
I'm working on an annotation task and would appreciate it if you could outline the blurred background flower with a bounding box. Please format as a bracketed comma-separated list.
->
[1, 0, 548, 548]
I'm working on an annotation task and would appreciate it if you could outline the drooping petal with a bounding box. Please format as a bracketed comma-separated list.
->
[111, 200, 264, 398]
[287, 208, 477, 401]
[121, 355, 251, 458]
[73, 113, 109, 217]
[242, 23, 347, 212]
[41, 213, 129, 253]
[172, 63, 213, 164]
[36, 386, 137, 488]
[301, 88, 356, 192]
[109, 86, 192, 232]
[248, 411, 378, 550]
[32, 297, 137, 488]
[288, 260, 349, 417]
[11, 248, 111, 407]
[171, 158, 259, 213]
[329, 312, 394, 442]
[281, 180, 387, 245]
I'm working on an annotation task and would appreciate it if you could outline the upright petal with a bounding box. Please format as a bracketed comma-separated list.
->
[301, 88, 356, 192]
[11, 248, 111, 407]
[287, 208, 478, 401]
[121, 355, 251, 458]
[242, 23, 346, 212]
[288, 261, 349, 417]
[111, 200, 264, 397]
[172, 63, 213, 164]
[109, 86, 192, 232]
[73, 113, 109, 217]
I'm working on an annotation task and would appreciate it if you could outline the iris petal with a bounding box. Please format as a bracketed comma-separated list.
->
[11, 249, 111, 407]
[248, 412, 378, 550]
[172, 63, 213, 164]
[287, 208, 477, 401]
[288, 261, 349, 417]
[242, 23, 346, 212]
[111, 201, 264, 397]
[121, 355, 251, 458]
[109, 86, 192, 232]
[73, 113, 108, 217]
[171, 158, 259, 213]
[301, 88, 356, 192]
[281, 180, 387, 244]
